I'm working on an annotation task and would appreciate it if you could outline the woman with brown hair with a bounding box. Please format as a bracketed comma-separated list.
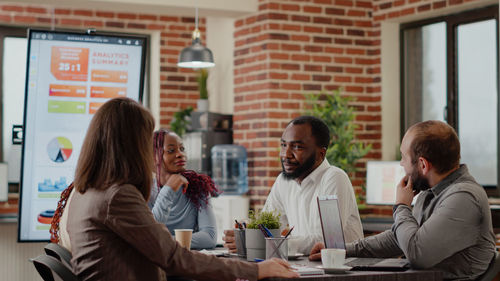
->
[148, 129, 218, 249]
[66, 97, 298, 281]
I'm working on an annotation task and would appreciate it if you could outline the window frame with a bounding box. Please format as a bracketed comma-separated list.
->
[399, 5, 499, 194]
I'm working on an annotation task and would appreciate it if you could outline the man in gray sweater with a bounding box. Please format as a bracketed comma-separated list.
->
[310, 120, 496, 280]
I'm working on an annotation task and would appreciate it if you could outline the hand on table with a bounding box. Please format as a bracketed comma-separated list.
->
[257, 258, 299, 279]
[308, 242, 325, 261]
[222, 229, 237, 253]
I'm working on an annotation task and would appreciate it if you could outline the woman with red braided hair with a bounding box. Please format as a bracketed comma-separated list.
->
[148, 129, 218, 249]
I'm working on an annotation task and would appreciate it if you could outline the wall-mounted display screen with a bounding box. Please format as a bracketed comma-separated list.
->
[18, 29, 147, 242]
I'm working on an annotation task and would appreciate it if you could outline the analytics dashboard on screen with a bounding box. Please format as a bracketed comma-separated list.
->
[18, 29, 147, 241]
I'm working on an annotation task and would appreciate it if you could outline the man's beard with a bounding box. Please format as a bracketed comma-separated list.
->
[282, 153, 317, 180]
[410, 164, 431, 192]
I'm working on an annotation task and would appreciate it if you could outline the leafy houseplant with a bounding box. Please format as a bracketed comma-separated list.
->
[170, 106, 193, 137]
[196, 69, 209, 112]
[246, 210, 281, 230]
[245, 210, 281, 261]
[303, 90, 372, 208]
[197, 69, 208, 100]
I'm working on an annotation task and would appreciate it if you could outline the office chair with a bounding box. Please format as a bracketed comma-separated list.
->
[32, 254, 78, 281]
[477, 251, 500, 281]
[44, 243, 72, 268]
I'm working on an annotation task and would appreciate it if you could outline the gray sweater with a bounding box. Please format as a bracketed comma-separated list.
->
[347, 165, 496, 280]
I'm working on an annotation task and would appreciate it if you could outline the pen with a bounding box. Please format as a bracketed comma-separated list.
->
[258, 224, 271, 237]
[259, 224, 273, 237]
[235, 219, 243, 230]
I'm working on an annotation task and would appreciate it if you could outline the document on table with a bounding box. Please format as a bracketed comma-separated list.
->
[291, 265, 325, 276]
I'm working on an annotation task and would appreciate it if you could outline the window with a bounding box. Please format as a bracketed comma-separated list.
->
[401, 5, 499, 192]
[0, 27, 27, 188]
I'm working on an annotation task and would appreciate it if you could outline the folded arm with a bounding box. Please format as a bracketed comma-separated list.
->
[191, 202, 217, 249]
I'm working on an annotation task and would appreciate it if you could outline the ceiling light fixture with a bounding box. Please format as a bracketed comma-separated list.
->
[177, 8, 215, 68]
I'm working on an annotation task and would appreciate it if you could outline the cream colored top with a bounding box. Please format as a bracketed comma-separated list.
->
[58, 188, 75, 252]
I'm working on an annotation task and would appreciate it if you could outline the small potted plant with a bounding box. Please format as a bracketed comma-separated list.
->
[170, 106, 193, 137]
[196, 69, 209, 112]
[245, 210, 281, 261]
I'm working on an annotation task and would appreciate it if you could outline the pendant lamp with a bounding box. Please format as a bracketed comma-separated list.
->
[177, 8, 215, 68]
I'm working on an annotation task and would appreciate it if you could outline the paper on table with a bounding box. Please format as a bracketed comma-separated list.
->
[291, 265, 325, 276]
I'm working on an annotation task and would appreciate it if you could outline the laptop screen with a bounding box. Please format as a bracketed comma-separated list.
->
[317, 196, 345, 249]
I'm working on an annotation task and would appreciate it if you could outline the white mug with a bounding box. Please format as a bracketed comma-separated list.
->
[321, 248, 346, 268]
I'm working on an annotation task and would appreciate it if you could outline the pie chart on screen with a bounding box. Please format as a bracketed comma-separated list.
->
[47, 136, 73, 163]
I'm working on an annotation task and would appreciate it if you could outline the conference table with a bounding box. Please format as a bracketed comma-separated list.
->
[263, 258, 443, 281]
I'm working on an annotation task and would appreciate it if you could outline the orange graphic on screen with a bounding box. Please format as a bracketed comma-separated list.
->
[90, 86, 126, 98]
[89, 102, 104, 114]
[49, 84, 87, 98]
[50, 46, 89, 81]
[91, 70, 128, 83]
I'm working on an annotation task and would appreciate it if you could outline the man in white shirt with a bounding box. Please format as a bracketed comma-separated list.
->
[224, 116, 363, 254]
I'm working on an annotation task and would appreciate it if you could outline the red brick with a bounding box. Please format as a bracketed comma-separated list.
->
[291, 15, 310, 22]
[379, 2, 392, 9]
[118, 13, 137, 20]
[325, 66, 343, 72]
[335, 0, 354, 7]
[325, 47, 343, 54]
[334, 57, 353, 64]
[96, 11, 114, 18]
[139, 14, 157, 20]
[281, 4, 300, 11]
[105, 21, 125, 28]
[2, 5, 23, 12]
[356, 1, 372, 8]
[292, 73, 311, 80]
[291, 35, 310, 42]
[74, 10, 93, 17]
[346, 48, 365, 55]
[417, 4, 431, 12]
[303, 6, 322, 13]
[160, 16, 179, 22]
[304, 26, 323, 33]
[401, 8, 415, 16]
[326, 8, 345, 15]
[291, 54, 310, 61]
[14, 15, 36, 24]
[313, 55, 331, 62]
[449, 0, 463, 5]
[84, 20, 104, 27]
[0, 15, 11, 22]
[26, 7, 46, 14]
[282, 24, 301, 31]
[433, 1, 447, 9]
[128, 23, 147, 29]
[347, 10, 366, 17]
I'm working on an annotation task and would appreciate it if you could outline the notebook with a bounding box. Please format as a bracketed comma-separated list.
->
[317, 196, 409, 271]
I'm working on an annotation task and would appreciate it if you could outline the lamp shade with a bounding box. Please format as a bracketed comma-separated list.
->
[177, 37, 215, 68]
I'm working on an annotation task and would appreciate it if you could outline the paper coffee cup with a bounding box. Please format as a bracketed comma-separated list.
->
[321, 248, 346, 268]
[175, 229, 193, 249]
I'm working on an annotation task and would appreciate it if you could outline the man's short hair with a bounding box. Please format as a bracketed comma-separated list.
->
[289, 116, 330, 149]
[409, 120, 461, 174]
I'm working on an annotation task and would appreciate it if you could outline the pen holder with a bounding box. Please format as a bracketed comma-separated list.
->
[265, 237, 288, 261]
[234, 228, 246, 258]
[245, 228, 281, 261]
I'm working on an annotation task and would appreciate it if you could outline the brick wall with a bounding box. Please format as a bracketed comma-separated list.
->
[0, 2, 203, 127]
[233, 0, 380, 208]
[233, 0, 486, 210]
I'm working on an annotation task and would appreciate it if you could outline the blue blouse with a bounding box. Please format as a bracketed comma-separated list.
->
[148, 179, 217, 249]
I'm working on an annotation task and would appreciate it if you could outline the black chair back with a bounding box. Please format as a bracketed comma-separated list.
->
[44, 243, 73, 268]
[32, 255, 78, 281]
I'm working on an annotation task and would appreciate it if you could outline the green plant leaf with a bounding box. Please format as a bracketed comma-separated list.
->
[246, 210, 281, 229]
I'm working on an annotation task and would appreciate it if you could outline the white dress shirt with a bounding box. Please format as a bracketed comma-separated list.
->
[263, 158, 363, 254]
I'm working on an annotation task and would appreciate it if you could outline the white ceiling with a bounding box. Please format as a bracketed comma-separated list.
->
[10, 0, 258, 18]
